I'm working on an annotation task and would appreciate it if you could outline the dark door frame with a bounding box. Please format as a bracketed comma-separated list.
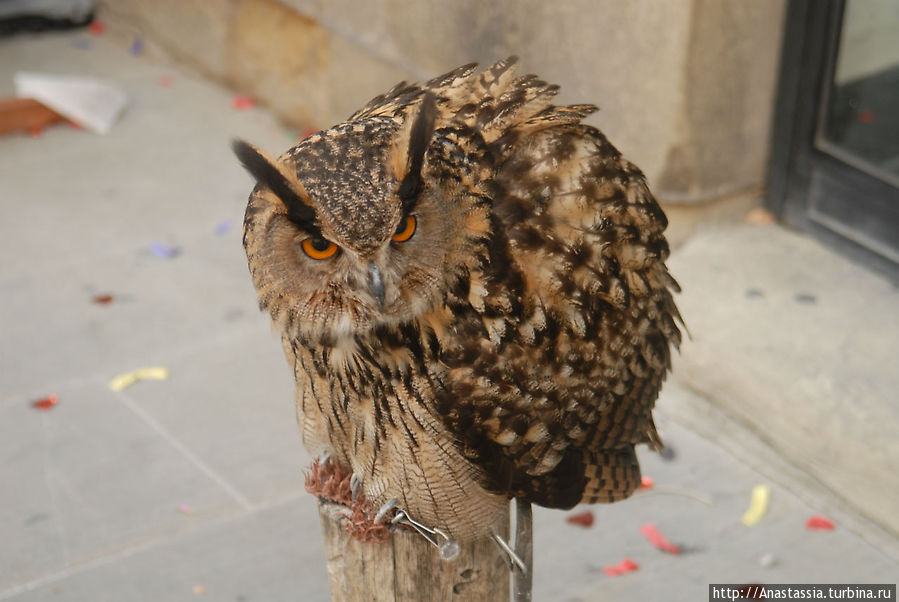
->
[767, 0, 899, 282]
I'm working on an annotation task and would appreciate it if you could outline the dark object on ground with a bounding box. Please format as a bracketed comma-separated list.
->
[0, 0, 93, 36]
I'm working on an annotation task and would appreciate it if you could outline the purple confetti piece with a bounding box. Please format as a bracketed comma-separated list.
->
[130, 38, 144, 56]
[149, 242, 181, 258]
[213, 220, 232, 235]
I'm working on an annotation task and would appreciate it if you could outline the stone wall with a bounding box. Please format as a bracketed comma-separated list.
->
[99, 0, 787, 206]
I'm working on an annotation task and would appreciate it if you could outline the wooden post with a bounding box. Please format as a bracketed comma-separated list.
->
[318, 500, 512, 601]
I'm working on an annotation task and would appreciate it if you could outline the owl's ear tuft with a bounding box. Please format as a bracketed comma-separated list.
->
[232, 139, 321, 236]
[394, 92, 437, 214]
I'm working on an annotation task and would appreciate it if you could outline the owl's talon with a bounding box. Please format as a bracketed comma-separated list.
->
[350, 473, 362, 501]
[490, 532, 528, 575]
[374, 498, 399, 524]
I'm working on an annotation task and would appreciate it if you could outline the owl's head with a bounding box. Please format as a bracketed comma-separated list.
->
[235, 94, 492, 341]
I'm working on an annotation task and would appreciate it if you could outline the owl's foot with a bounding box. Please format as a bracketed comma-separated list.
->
[304, 455, 352, 505]
[306, 457, 391, 543]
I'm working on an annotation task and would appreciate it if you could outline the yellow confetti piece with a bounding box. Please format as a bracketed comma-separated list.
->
[741, 484, 771, 526]
[108, 366, 169, 391]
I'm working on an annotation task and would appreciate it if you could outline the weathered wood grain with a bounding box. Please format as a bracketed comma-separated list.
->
[318, 500, 511, 602]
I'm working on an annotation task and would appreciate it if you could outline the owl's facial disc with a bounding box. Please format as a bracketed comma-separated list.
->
[239, 100, 463, 338]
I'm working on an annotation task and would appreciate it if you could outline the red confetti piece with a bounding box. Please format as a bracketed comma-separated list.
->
[639, 523, 681, 554]
[158, 75, 173, 88]
[566, 510, 594, 528]
[29, 126, 43, 138]
[32, 394, 59, 411]
[805, 515, 835, 531]
[232, 95, 255, 110]
[639, 475, 654, 489]
[857, 109, 875, 124]
[300, 128, 317, 140]
[92, 294, 114, 305]
[88, 20, 105, 36]
[603, 558, 638, 577]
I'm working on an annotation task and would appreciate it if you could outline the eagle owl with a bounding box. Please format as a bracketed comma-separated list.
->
[235, 58, 681, 545]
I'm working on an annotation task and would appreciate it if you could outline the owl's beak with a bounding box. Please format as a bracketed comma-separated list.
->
[367, 263, 386, 308]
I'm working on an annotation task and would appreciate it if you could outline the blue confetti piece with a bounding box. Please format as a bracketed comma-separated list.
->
[214, 220, 232, 235]
[150, 242, 181, 258]
[131, 38, 144, 56]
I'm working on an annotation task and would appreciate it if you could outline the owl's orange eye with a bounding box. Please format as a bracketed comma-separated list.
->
[301, 237, 339, 260]
[392, 215, 417, 243]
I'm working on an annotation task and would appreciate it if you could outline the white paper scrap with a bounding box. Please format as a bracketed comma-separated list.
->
[14, 72, 128, 134]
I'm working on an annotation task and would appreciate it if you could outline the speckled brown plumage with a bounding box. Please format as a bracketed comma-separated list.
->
[236, 57, 682, 542]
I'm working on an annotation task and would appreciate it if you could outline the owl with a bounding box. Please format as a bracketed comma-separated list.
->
[235, 57, 681, 549]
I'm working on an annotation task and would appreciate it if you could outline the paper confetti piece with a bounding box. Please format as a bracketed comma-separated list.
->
[857, 109, 875, 124]
[566, 510, 594, 528]
[639, 476, 654, 490]
[149, 242, 181, 258]
[741, 484, 770, 526]
[192, 584, 206, 595]
[88, 21, 105, 35]
[659, 444, 675, 460]
[603, 558, 638, 577]
[300, 128, 317, 140]
[232, 95, 255, 110]
[759, 553, 777, 568]
[177, 504, 195, 515]
[130, 38, 144, 56]
[92, 294, 114, 305]
[213, 220, 232, 235]
[158, 75, 173, 88]
[805, 515, 835, 531]
[32, 394, 59, 411]
[108, 366, 169, 392]
[639, 523, 681, 554]
[71, 38, 91, 50]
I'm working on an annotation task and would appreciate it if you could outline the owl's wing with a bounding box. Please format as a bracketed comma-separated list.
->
[431, 62, 682, 509]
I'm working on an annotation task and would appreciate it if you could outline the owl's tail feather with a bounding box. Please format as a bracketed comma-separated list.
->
[580, 447, 642, 504]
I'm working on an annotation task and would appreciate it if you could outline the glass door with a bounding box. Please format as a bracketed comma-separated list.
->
[768, 0, 899, 280]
